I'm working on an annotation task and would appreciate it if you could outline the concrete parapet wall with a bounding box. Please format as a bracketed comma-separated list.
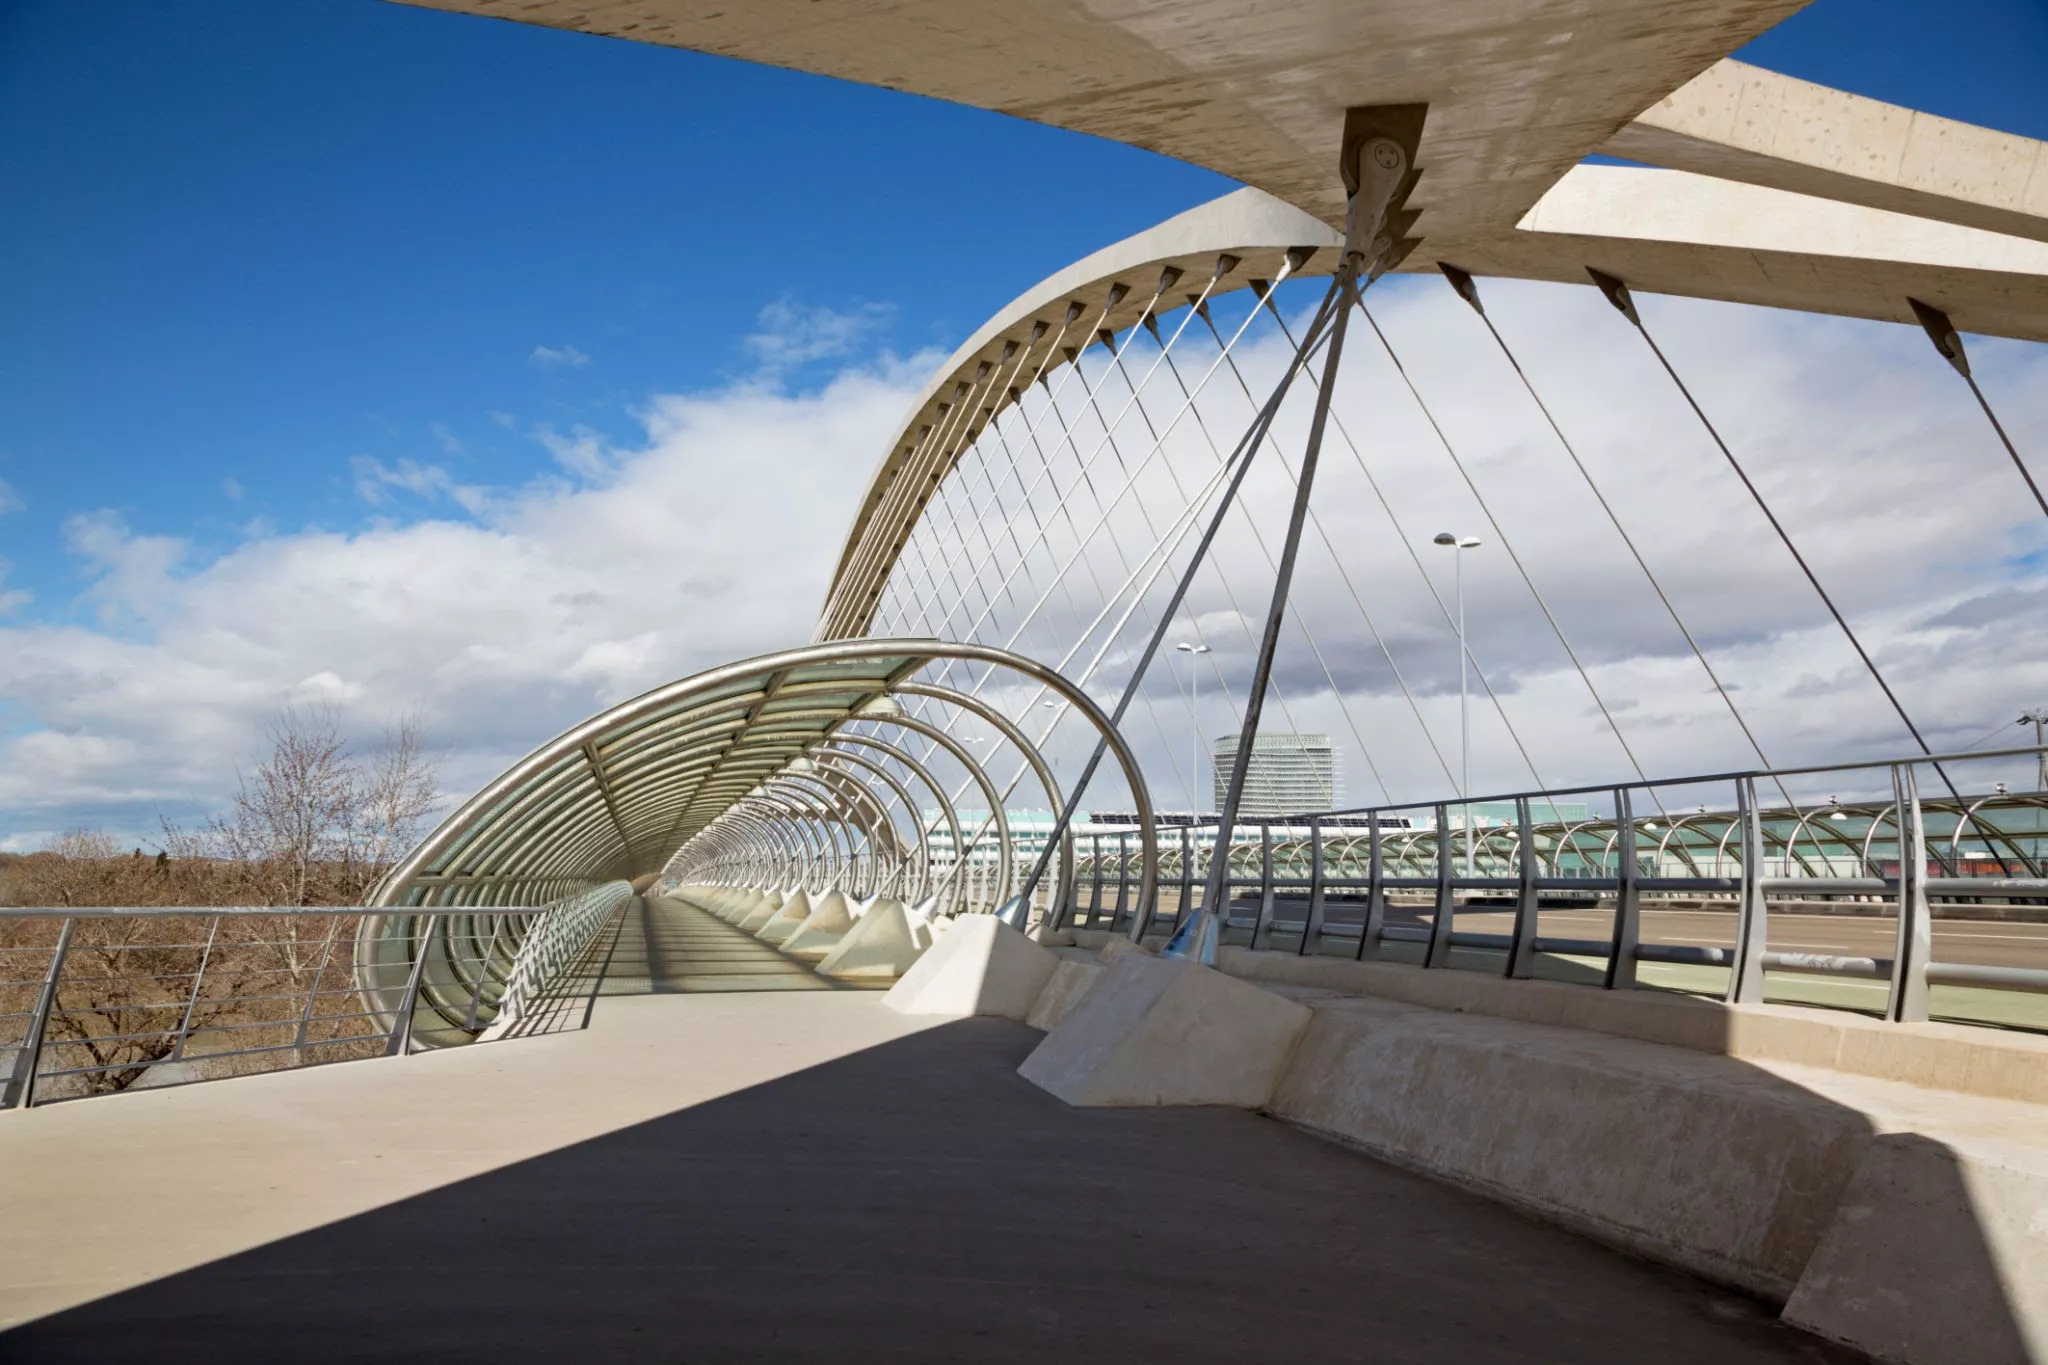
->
[1211, 947, 2048, 1107]
[1023, 941, 2048, 1361]
[1267, 996, 1868, 1298]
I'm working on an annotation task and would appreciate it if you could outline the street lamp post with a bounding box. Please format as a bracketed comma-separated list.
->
[2022, 710, 2048, 791]
[1176, 641, 1212, 810]
[1433, 532, 1482, 875]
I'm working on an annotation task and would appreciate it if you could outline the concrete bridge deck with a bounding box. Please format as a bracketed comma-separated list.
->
[0, 983, 1851, 1361]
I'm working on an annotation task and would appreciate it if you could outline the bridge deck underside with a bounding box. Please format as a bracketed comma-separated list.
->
[0, 992, 1850, 1361]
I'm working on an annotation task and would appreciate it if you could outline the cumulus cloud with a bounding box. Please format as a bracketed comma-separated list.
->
[744, 297, 895, 379]
[0, 351, 933, 847]
[529, 343, 591, 370]
[873, 276, 2048, 811]
[5, 273, 2044, 850]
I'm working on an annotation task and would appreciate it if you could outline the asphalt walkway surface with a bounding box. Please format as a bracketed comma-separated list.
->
[5, 996, 1854, 1362]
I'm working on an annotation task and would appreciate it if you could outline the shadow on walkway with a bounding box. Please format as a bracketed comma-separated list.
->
[6, 1018, 1859, 1363]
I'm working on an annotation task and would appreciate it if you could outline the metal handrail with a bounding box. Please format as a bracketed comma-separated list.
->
[0, 882, 632, 1110]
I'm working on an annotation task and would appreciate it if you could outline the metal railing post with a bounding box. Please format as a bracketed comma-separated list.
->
[1178, 825, 1195, 933]
[169, 914, 223, 1062]
[1357, 812, 1386, 961]
[1727, 778, 1769, 1004]
[1888, 763, 1933, 1022]
[1507, 797, 1540, 977]
[1299, 816, 1326, 956]
[1111, 832, 1131, 934]
[386, 913, 438, 1056]
[3, 917, 75, 1110]
[1251, 822, 1278, 950]
[1090, 834, 1104, 926]
[1605, 787, 1641, 989]
[1426, 803, 1456, 969]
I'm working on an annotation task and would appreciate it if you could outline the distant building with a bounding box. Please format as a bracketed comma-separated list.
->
[1211, 732, 1337, 817]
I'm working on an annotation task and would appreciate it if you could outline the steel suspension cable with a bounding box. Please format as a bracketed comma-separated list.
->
[1132, 307, 1402, 799]
[1358, 296, 1659, 798]
[1176, 301, 1447, 796]
[1245, 292, 1549, 790]
[1591, 269, 1969, 808]
[1008, 278, 1346, 906]
[1438, 264, 1788, 805]
[1910, 298, 2045, 519]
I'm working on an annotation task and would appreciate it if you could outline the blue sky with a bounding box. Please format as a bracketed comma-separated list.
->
[0, 0, 2045, 844]
[3, 0, 2045, 620]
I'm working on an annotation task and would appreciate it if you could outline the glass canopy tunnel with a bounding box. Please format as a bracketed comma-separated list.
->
[354, 639, 1158, 1046]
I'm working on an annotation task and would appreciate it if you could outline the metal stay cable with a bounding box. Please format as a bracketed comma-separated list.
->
[1438, 264, 1789, 806]
[1358, 296, 1659, 799]
[946, 259, 1298, 661]
[1248, 291, 1549, 791]
[1909, 298, 2046, 519]
[1134, 303, 1402, 799]
[1051, 303, 1326, 766]
[1180, 297, 1447, 796]
[1590, 269, 1971, 810]
[920, 297, 1350, 900]
[1009, 277, 1345, 905]
[935, 297, 1349, 836]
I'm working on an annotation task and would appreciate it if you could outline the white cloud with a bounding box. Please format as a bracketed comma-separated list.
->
[0, 353, 933, 842]
[221, 476, 245, 501]
[744, 297, 894, 379]
[529, 343, 591, 370]
[432, 422, 465, 455]
[0, 558, 29, 617]
[0, 477, 22, 517]
[349, 455, 490, 515]
[3, 274, 2044, 850]
[872, 277, 2048, 810]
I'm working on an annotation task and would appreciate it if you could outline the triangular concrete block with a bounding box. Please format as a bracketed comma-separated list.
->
[738, 891, 789, 933]
[731, 889, 773, 924]
[816, 898, 923, 980]
[1018, 956, 1310, 1108]
[883, 915, 1057, 1019]
[755, 889, 813, 943]
[783, 890, 855, 958]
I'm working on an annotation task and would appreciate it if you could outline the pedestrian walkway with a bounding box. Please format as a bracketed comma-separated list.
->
[1, 990, 1854, 1362]
[593, 895, 834, 994]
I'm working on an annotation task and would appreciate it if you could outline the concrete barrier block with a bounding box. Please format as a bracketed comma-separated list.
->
[737, 893, 786, 932]
[815, 899, 924, 980]
[1020, 957, 1310, 1109]
[883, 915, 1056, 1019]
[756, 893, 814, 944]
[782, 890, 854, 958]
[1267, 997, 1871, 1299]
[1784, 1133, 2048, 1365]
[1026, 958, 1104, 1031]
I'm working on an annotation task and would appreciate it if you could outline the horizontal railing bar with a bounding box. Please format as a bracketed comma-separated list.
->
[1213, 914, 2044, 992]
[37, 1032, 393, 1081]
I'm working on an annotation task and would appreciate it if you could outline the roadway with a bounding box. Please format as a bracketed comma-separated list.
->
[1102, 891, 2048, 1029]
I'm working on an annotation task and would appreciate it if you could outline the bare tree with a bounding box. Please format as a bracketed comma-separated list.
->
[2, 710, 445, 1096]
[349, 712, 439, 893]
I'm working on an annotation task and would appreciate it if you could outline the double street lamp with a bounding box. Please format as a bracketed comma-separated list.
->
[1434, 533, 1482, 874]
